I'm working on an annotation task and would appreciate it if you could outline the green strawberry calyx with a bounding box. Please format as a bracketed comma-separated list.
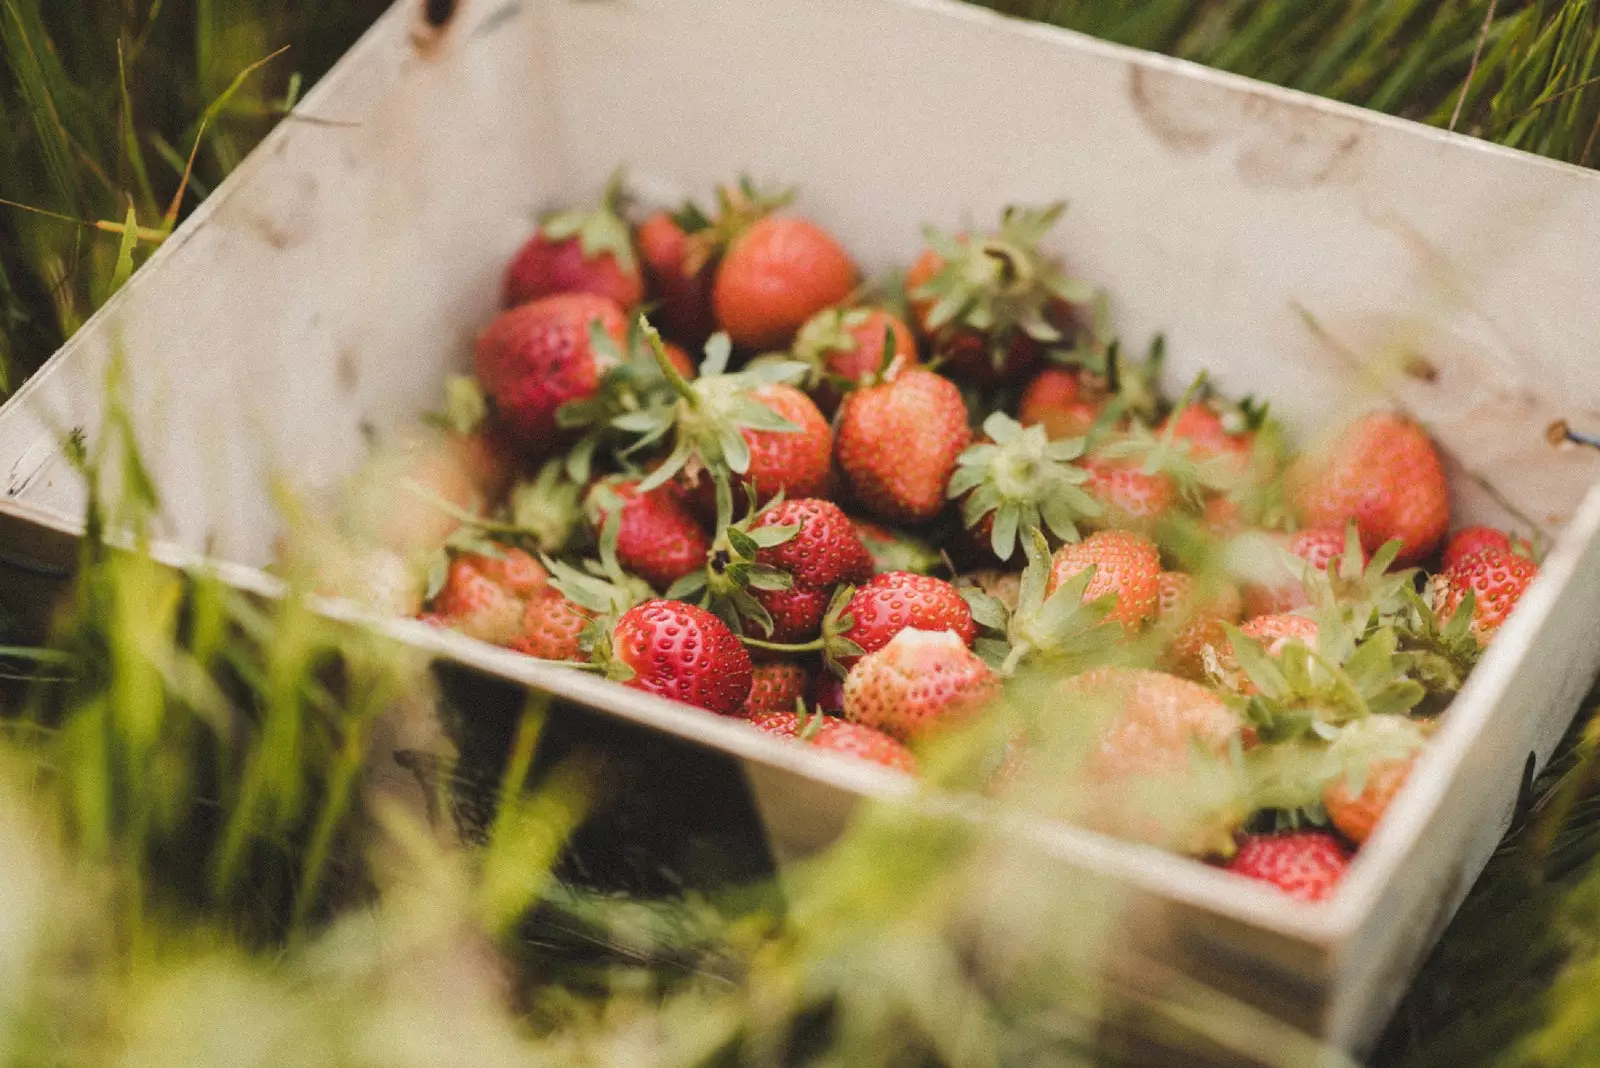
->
[538, 167, 637, 272]
[947, 412, 1101, 561]
[665, 487, 799, 637]
[962, 530, 1119, 676]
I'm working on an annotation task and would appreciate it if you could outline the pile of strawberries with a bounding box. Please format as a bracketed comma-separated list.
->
[395, 174, 1541, 904]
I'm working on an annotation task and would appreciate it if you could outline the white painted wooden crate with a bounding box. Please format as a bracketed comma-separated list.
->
[3, 0, 1600, 1054]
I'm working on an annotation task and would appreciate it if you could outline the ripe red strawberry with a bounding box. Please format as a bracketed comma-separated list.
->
[1324, 755, 1413, 846]
[754, 582, 832, 643]
[1210, 613, 1320, 694]
[712, 216, 858, 348]
[753, 498, 873, 590]
[836, 367, 972, 523]
[1441, 525, 1532, 572]
[1160, 403, 1252, 470]
[741, 662, 812, 717]
[1433, 547, 1539, 643]
[1156, 572, 1243, 680]
[835, 571, 977, 669]
[744, 708, 918, 773]
[637, 210, 715, 342]
[609, 599, 753, 714]
[508, 591, 592, 661]
[593, 480, 710, 592]
[1018, 368, 1102, 440]
[1291, 412, 1449, 566]
[1082, 455, 1178, 528]
[738, 384, 834, 499]
[430, 549, 548, 645]
[815, 673, 846, 715]
[503, 184, 642, 309]
[474, 292, 628, 453]
[1058, 666, 1243, 781]
[1046, 530, 1162, 632]
[843, 629, 1001, 740]
[792, 306, 919, 413]
[1240, 526, 1359, 618]
[1225, 832, 1351, 902]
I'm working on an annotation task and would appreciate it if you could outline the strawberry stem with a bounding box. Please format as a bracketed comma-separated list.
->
[643, 320, 700, 408]
[403, 479, 525, 535]
[740, 636, 825, 653]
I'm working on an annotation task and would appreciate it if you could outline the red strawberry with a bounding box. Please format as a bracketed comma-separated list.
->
[738, 384, 834, 500]
[835, 571, 977, 669]
[1225, 832, 1351, 902]
[1241, 527, 1359, 618]
[508, 591, 592, 661]
[1324, 756, 1413, 846]
[1160, 403, 1252, 470]
[503, 185, 642, 309]
[793, 306, 919, 413]
[1058, 666, 1243, 781]
[741, 662, 812, 717]
[1210, 613, 1320, 694]
[1433, 547, 1538, 643]
[1441, 526, 1532, 572]
[815, 673, 846, 715]
[430, 549, 548, 645]
[637, 210, 715, 343]
[1046, 530, 1162, 632]
[1291, 412, 1449, 566]
[744, 708, 917, 773]
[1082, 455, 1178, 528]
[712, 216, 858, 348]
[836, 367, 972, 523]
[753, 498, 873, 590]
[843, 629, 1001, 740]
[754, 582, 833, 643]
[474, 293, 628, 454]
[609, 599, 753, 714]
[591, 480, 710, 592]
[1156, 572, 1243, 680]
[1018, 368, 1102, 440]
[1202, 494, 1244, 536]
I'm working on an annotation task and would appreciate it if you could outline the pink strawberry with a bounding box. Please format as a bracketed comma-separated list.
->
[1433, 547, 1539, 643]
[1225, 832, 1351, 902]
[836, 367, 972, 524]
[835, 571, 977, 669]
[1290, 412, 1449, 566]
[1058, 666, 1243, 781]
[474, 293, 628, 454]
[843, 629, 1001, 740]
[744, 708, 917, 773]
[608, 599, 753, 714]
[1046, 530, 1162, 632]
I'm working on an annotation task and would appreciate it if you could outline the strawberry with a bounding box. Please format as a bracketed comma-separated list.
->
[637, 210, 715, 343]
[1224, 831, 1350, 902]
[429, 548, 548, 645]
[753, 498, 873, 590]
[508, 591, 593, 661]
[843, 628, 1001, 740]
[1046, 530, 1162, 632]
[1160, 402, 1252, 470]
[1018, 368, 1103, 440]
[474, 292, 628, 454]
[1208, 613, 1320, 695]
[1441, 525, 1532, 572]
[793, 306, 919, 411]
[741, 662, 812, 717]
[1290, 411, 1449, 566]
[1081, 454, 1178, 528]
[621, 328, 830, 503]
[1157, 571, 1242, 680]
[1324, 756, 1412, 846]
[1433, 547, 1539, 643]
[606, 599, 754, 714]
[744, 708, 917, 773]
[850, 518, 944, 575]
[1240, 526, 1360, 618]
[815, 673, 846, 715]
[834, 571, 977, 670]
[947, 412, 1100, 562]
[711, 215, 857, 348]
[503, 177, 642, 309]
[836, 367, 972, 524]
[754, 582, 833, 643]
[907, 204, 1094, 386]
[588, 479, 710, 592]
[1057, 666, 1243, 781]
